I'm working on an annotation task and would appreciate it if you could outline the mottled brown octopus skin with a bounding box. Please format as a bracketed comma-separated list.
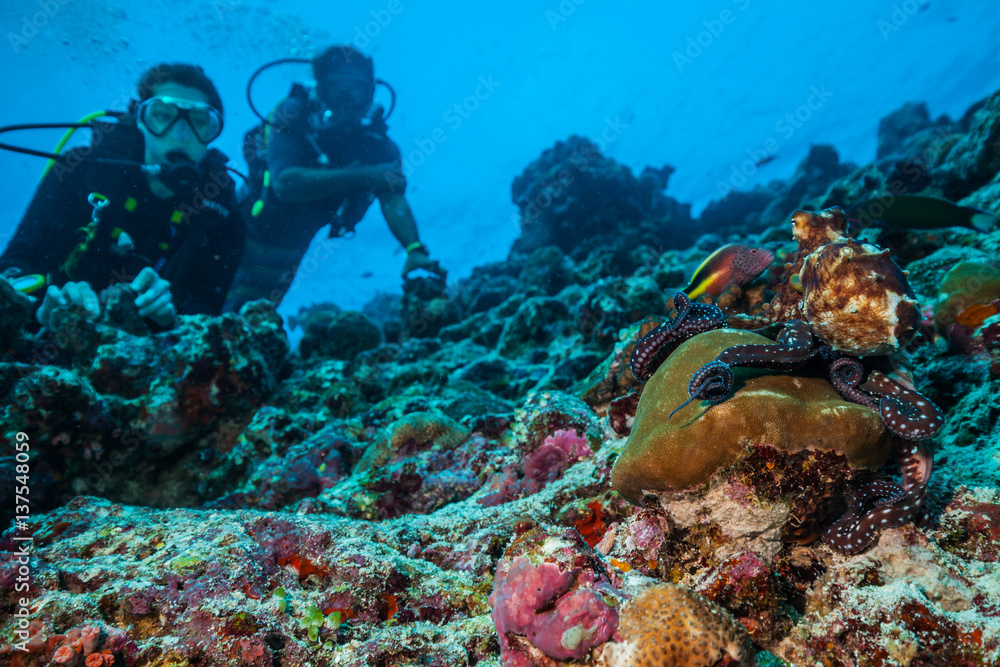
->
[764, 208, 850, 322]
[728, 207, 921, 358]
[800, 239, 921, 357]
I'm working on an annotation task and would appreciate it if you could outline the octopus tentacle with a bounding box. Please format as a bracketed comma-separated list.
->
[822, 361, 939, 553]
[677, 320, 819, 415]
[861, 371, 944, 440]
[826, 360, 943, 441]
[669, 360, 733, 419]
[899, 437, 934, 489]
[630, 325, 680, 383]
[630, 292, 725, 382]
[823, 479, 905, 553]
[823, 438, 933, 554]
[715, 319, 817, 370]
[826, 356, 878, 410]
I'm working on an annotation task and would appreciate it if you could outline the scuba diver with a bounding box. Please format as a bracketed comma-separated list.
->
[0, 63, 245, 329]
[223, 45, 446, 312]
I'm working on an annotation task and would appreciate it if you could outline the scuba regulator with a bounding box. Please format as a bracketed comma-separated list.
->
[157, 151, 203, 201]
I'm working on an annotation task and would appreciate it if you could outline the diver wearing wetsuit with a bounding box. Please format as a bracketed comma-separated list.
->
[0, 64, 244, 328]
[224, 45, 445, 312]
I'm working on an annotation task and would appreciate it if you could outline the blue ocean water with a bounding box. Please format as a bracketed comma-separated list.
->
[1, 0, 999, 315]
[4, 3, 1000, 664]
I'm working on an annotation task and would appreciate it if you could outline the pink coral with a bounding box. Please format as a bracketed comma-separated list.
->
[480, 428, 595, 506]
[52, 645, 78, 665]
[84, 652, 115, 667]
[523, 428, 593, 484]
[625, 511, 669, 562]
[490, 556, 618, 665]
[79, 625, 99, 656]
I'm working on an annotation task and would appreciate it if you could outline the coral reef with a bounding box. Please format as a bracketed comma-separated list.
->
[1, 298, 288, 521]
[613, 328, 892, 501]
[601, 583, 755, 667]
[490, 528, 620, 665]
[511, 135, 695, 259]
[3, 91, 1000, 667]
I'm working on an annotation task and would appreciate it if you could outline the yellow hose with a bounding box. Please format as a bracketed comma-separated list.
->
[39, 110, 109, 182]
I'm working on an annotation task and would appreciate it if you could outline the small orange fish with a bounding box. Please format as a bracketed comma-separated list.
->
[684, 243, 775, 299]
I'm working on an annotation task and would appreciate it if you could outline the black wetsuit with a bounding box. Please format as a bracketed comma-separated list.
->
[0, 121, 244, 316]
[223, 87, 400, 311]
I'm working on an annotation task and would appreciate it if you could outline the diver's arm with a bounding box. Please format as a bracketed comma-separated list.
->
[272, 163, 396, 203]
[379, 190, 420, 248]
[379, 191, 446, 279]
[265, 114, 399, 203]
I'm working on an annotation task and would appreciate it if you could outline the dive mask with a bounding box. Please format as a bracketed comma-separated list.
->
[316, 74, 374, 114]
[138, 96, 224, 144]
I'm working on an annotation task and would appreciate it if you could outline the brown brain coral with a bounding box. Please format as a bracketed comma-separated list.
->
[611, 329, 892, 504]
[601, 583, 756, 667]
[355, 410, 471, 472]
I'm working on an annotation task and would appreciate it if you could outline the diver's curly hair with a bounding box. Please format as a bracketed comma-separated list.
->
[134, 63, 224, 114]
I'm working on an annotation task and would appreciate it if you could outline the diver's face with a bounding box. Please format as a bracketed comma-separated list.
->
[316, 74, 372, 119]
[138, 83, 215, 165]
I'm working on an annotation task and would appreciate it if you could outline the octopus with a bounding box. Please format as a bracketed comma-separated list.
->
[629, 207, 943, 554]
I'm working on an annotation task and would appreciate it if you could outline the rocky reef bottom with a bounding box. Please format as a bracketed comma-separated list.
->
[5, 91, 1000, 666]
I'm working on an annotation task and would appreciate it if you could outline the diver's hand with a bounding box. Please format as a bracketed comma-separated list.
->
[402, 249, 447, 280]
[36, 281, 100, 327]
[132, 267, 176, 327]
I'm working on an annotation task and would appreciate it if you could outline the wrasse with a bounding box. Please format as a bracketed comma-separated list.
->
[848, 194, 996, 232]
[684, 243, 776, 300]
